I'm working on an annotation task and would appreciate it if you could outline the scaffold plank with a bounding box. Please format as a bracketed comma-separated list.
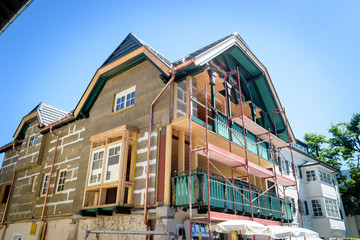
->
[198, 143, 294, 186]
[232, 115, 288, 148]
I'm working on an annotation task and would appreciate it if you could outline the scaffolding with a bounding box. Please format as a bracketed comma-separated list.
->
[186, 67, 304, 239]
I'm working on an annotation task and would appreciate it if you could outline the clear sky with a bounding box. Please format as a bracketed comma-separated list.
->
[0, 0, 359, 163]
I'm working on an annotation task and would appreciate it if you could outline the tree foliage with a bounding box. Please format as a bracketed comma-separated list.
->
[304, 113, 360, 215]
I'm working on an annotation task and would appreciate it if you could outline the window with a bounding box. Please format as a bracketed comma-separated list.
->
[27, 134, 38, 147]
[311, 200, 323, 216]
[114, 86, 136, 112]
[306, 170, 316, 182]
[0, 184, 11, 204]
[325, 199, 340, 218]
[56, 170, 67, 192]
[89, 149, 105, 185]
[319, 170, 332, 185]
[104, 144, 121, 183]
[41, 173, 50, 196]
[31, 176, 38, 193]
[83, 126, 138, 208]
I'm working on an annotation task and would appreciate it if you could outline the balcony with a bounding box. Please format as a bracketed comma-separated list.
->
[171, 169, 293, 223]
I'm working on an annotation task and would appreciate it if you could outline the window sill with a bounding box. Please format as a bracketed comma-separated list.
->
[111, 105, 134, 115]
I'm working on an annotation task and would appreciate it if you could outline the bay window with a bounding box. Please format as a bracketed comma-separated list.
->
[83, 125, 138, 209]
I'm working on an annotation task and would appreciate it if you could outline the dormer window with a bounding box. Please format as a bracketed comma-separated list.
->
[114, 86, 136, 112]
[27, 134, 39, 147]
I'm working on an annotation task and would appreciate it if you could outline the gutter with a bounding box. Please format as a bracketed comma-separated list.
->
[293, 148, 340, 172]
[36, 114, 74, 134]
[144, 59, 194, 233]
[40, 127, 60, 240]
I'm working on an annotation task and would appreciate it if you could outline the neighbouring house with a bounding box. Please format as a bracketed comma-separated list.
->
[0, 32, 348, 240]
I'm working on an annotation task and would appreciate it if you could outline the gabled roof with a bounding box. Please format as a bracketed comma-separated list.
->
[173, 32, 295, 143]
[74, 32, 295, 143]
[74, 33, 172, 118]
[13, 102, 70, 140]
[101, 33, 172, 68]
[173, 32, 248, 66]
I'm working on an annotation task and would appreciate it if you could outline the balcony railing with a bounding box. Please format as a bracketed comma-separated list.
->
[171, 169, 293, 222]
[201, 110, 272, 162]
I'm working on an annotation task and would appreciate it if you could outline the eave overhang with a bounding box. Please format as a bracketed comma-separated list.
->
[0, 140, 22, 154]
[13, 111, 39, 140]
[73, 46, 171, 118]
[183, 35, 296, 143]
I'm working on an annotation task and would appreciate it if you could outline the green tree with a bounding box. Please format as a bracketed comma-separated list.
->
[304, 113, 360, 215]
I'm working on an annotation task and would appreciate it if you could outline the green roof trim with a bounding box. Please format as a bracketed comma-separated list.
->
[213, 46, 289, 142]
[78, 56, 146, 118]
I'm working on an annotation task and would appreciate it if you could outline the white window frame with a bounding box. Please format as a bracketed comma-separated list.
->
[103, 143, 122, 183]
[319, 170, 332, 185]
[306, 170, 316, 182]
[88, 148, 105, 186]
[311, 199, 323, 217]
[56, 169, 67, 193]
[27, 133, 38, 147]
[41, 173, 50, 196]
[325, 198, 340, 218]
[114, 86, 136, 112]
[31, 175, 38, 193]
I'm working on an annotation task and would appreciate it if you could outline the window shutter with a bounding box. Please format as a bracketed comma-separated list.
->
[304, 201, 309, 215]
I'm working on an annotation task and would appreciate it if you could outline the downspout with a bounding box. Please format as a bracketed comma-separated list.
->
[1, 142, 19, 239]
[40, 127, 60, 240]
[1, 171, 16, 240]
[144, 59, 194, 231]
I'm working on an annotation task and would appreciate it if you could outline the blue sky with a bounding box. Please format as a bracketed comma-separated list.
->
[0, 0, 359, 162]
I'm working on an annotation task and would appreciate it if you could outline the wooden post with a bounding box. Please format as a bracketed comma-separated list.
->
[119, 131, 130, 205]
[178, 131, 185, 172]
[191, 137, 198, 170]
[173, 82, 178, 119]
[164, 125, 173, 205]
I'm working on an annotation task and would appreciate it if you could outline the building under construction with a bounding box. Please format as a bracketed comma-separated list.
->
[0, 32, 347, 239]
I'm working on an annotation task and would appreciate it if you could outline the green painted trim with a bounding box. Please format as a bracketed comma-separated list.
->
[79, 56, 146, 116]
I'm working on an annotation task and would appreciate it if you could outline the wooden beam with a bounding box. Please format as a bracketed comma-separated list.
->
[178, 131, 185, 172]
[164, 125, 172, 205]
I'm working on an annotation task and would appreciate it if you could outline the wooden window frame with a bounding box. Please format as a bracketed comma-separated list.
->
[40, 173, 50, 196]
[82, 125, 138, 209]
[56, 169, 67, 193]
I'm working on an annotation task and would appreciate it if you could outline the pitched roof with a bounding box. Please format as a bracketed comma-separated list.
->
[173, 32, 250, 67]
[13, 103, 70, 139]
[35, 102, 71, 127]
[101, 33, 173, 68]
